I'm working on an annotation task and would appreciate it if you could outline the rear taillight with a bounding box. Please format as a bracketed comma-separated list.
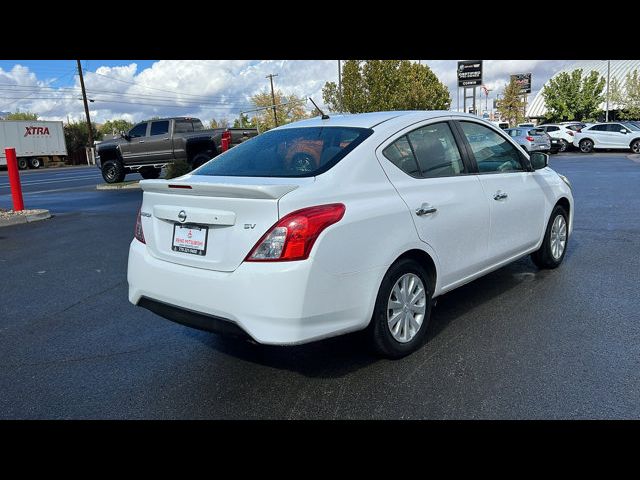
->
[134, 207, 146, 244]
[245, 204, 346, 262]
[526, 136, 534, 142]
[567, 130, 574, 136]
[221, 130, 232, 152]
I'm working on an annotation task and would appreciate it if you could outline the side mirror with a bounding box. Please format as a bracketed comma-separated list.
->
[530, 152, 549, 170]
[620, 129, 627, 134]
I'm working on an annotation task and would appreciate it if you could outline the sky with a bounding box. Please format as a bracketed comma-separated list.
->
[0, 60, 576, 125]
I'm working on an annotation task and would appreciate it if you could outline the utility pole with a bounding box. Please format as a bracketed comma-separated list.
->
[338, 60, 342, 112]
[265, 73, 279, 127]
[605, 60, 611, 122]
[77, 60, 93, 148]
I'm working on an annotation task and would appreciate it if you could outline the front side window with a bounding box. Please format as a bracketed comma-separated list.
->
[406, 123, 465, 177]
[459, 121, 524, 173]
[547, 126, 559, 132]
[129, 123, 147, 138]
[196, 127, 372, 178]
[150, 121, 169, 136]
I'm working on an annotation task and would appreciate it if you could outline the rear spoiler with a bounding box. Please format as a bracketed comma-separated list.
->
[140, 179, 300, 200]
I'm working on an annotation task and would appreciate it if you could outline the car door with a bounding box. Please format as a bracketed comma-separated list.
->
[376, 119, 491, 289]
[119, 122, 149, 162]
[145, 120, 173, 161]
[454, 120, 546, 265]
[588, 124, 607, 147]
[607, 123, 630, 148]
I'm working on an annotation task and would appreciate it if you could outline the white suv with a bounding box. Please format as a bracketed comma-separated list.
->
[536, 124, 577, 152]
[574, 122, 640, 153]
[128, 111, 574, 358]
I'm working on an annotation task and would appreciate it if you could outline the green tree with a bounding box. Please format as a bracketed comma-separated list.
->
[64, 121, 103, 153]
[611, 69, 640, 120]
[6, 111, 38, 120]
[542, 69, 605, 122]
[232, 113, 256, 128]
[210, 117, 230, 129]
[497, 78, 526, 126]
[250, 90, 308, 131]
[322, 60, 451, 113]
[99, 119, 133, 137]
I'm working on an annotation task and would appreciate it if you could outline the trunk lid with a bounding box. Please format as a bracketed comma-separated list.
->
[140, 175, 313, 272]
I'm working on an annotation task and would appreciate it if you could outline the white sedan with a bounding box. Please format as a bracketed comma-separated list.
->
[128, 111, 574, 358]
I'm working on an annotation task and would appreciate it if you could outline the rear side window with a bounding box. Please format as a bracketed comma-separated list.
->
[406, 122, 465, 177]
[196, 127, 372, 178]
[547, 126, 559, 132]
[459, 121, 524, 173]
[383, 136, 421, 178]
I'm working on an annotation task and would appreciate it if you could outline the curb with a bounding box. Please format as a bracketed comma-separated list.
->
[96, 181, 141, 190]
[0, 209, 51, 228]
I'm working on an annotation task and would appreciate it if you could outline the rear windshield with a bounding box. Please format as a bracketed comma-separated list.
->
[195, 126, 373, 177]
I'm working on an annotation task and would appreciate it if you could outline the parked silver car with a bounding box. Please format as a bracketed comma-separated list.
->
[505, 127, 551, 153]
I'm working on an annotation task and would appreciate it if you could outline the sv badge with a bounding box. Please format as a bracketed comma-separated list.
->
[244, 224, 256, 229]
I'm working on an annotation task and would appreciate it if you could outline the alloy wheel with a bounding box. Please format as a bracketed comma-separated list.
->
[550, 214, 567, 260]
[387, 273, 427, 343]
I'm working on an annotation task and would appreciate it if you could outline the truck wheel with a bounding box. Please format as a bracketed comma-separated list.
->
[29, 157, 42, 169]
[17, 158, 28, 170]
[139, 166, 161, 179]
[101, 160, 126, 184]
[191, 153, 211, 169]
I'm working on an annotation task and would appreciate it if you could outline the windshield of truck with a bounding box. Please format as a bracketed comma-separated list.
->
[195, 127, 373, 177]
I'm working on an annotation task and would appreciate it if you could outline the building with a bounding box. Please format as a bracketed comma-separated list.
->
[527, 60, 640, 120]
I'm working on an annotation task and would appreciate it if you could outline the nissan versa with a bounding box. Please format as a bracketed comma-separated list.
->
[127, 111, 573, 358]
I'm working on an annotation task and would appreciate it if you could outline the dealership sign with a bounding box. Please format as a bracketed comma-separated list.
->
[458, 60, 483, 87]
[511, 73, 532, 94]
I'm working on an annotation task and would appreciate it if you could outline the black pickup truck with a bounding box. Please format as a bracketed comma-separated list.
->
[96, 117, 258, 183]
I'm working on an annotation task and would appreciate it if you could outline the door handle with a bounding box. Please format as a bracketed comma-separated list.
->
[415, 203, 437, 216]
[493, 191, 508, 200]
[138, 140, 145, 143]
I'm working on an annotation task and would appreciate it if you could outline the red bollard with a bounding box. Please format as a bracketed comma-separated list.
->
[221, 131, 231, 152]
[5, 148, 25, 211]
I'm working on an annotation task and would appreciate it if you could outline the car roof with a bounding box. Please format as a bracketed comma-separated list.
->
[277, 110, 475, 130]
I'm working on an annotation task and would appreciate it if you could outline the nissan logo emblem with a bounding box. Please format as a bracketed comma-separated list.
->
[178, 210, 187, 223]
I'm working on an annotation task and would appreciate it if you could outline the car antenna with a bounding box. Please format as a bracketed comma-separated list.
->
[308, 97, 330, 120]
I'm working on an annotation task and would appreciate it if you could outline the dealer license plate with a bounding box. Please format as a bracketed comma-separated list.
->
[172, 223, 208, 256]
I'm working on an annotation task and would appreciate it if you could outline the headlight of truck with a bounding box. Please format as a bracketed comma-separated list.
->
[558, 174, 572, 190]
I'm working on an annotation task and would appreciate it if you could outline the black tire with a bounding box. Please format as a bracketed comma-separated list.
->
[191, 153, 211, 170]
[579, 139, 594, 153]
[101, 160, 126, 184]
[369, 258, 433, 358]
[531, 205, 569, 269]
[139, 166, 161, 179]
[559, 139, 569, 152]
[17, 158, 28, 170]
[631, 139, 640, 154]
[28, 157, 42, 169]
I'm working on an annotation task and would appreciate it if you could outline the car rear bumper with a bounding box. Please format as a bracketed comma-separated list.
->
[127, 239, 384, 345]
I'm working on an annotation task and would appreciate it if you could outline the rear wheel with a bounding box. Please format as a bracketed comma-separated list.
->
[559, 139, 569, 152]
[631, 139, 640, 154]
[369, 258, 433, 358]
[191, 153, 211, 170]
[17, 158, 28, 170]
[531, 205, 569, 269]
[101, 160, 126, 183]
[29, 157, 42, 169]
[139, 166, 161, 179]
[579, 139, 594, 153]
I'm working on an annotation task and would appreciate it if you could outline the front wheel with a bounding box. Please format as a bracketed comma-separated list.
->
[631, 139, 640, 154]
[531, 205, 569, 269]
[29, 157, 42, 169]
[369, 258, 433, 358]
[17, 158, 28, 170]
[579, 139, 594, 153]
[191, 153, 211, 170]
[101, 160, 126, 183]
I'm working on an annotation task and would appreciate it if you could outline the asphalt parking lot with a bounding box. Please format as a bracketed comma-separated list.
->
[1, 152, 639, 419]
